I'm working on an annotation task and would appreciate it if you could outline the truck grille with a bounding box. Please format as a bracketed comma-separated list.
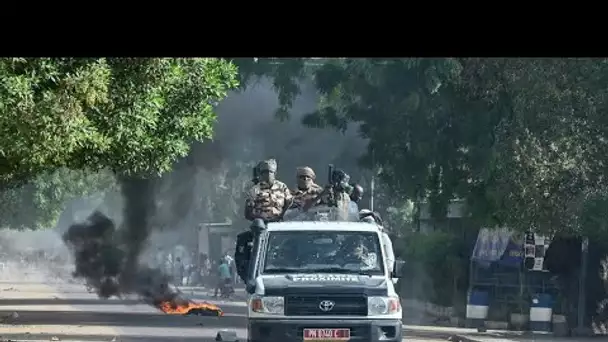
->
[285, 295, 367, 316]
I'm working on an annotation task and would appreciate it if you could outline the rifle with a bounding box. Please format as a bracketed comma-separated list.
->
[303, 164, 353, 211]
[252, 165, 260, 185]
[326, 164, 336, 206]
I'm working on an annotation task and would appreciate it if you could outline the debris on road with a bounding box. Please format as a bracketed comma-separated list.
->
[0, 312, 18, 324]
[215, 330, 238, 341]
[447, 335, 477, 342]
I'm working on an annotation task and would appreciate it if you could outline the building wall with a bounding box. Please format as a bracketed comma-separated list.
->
[198, 222, 241, 261]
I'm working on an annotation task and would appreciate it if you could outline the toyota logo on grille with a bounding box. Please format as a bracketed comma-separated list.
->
[319, 300, 335, 312]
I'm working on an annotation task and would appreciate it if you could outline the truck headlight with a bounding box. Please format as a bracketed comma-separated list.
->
[250, 296, 284, 315]
[367, 296, 401, 315]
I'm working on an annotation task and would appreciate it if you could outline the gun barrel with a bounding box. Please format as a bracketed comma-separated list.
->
[252, 166, 259, 182]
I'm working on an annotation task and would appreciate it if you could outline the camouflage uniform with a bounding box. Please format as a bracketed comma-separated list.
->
[318, 186, 351, 207]
[291, 167, 323, 209]
[315, 169, 353, 208]
[244, 159, 292, 222]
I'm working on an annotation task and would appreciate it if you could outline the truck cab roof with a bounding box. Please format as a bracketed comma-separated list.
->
[266, 221, 382, 232]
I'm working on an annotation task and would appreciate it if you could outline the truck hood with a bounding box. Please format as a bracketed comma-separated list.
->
[260, 273, 388, 296]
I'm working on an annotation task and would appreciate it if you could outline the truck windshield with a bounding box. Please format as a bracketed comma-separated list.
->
[262, 230, 385, 276]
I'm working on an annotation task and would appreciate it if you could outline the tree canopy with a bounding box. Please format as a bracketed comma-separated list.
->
[251, 58, 608, 236]
[0, 58, 239, 183]
[0, 57, 239, 229]
[5, 56, 608, 238]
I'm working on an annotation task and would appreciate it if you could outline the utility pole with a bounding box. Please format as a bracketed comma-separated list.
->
[575, 237, 590, 336]
[370, 150, 375, 212]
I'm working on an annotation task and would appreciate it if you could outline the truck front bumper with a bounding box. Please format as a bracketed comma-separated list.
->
[248, 318, 402, 342]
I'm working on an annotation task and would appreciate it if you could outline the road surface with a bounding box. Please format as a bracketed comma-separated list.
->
[0, 280, 466, 342]
[4, 281, 593, 342]
[0, 263, 596, 342]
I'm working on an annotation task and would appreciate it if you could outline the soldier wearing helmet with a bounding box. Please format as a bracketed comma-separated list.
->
[291, 166, 323, 209]
[350, 184, 364, 203]
[244, 159, 293, 222]
[238, 160, 292, 282]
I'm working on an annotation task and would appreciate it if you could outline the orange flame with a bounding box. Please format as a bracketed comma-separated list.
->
[159, 299, 223, 316]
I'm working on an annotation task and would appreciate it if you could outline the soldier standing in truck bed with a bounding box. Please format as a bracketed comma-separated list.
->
[291, 166, 324, 210]
[244, 159, 292, 222]
[237, 159, 292, 283]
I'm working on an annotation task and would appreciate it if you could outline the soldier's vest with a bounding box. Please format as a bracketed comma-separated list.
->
[292, 184, 323, 208]
[251, 182, 287, 220]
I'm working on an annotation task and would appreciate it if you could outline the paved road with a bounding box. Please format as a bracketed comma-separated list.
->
[0, 281, 467, 342]
[0, 281, 246, 342]
[0, 263, 594, 342]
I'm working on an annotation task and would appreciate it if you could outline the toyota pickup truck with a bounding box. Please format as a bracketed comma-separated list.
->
[244, 213, 404, 342]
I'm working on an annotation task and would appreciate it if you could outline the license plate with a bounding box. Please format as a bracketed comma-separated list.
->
[303, 328, 351, 341]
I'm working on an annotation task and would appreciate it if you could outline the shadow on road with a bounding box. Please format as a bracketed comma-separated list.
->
[402, 328, 452, 341]
[0, 281, 82, 285]
[0, 333, 230, 342]
[0, 310, 247, 328]
[0, 298, 144, 305]
[0, 298, 248, 313]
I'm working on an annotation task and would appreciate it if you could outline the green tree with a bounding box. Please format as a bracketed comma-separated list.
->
[250, 58, 608, 313]
[0, 57, 239, 229]
[260, 58, 608, 236]
[455, 58, 608, 235]
[299, 58, 467, 218]
[398, 230, 469, 307]
[0, 168, 116, 229]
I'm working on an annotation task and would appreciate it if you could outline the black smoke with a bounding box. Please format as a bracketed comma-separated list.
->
[62, 176, 187, 308]
[61, 78, 368, 303]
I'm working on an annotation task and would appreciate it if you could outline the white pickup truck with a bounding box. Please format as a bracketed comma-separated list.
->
[243, 205, 404, 342]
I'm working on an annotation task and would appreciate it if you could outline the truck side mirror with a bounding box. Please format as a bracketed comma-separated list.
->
[391, 259, 406, 278]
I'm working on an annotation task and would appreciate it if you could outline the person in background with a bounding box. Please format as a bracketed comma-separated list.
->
[291, 166, 323, 209]
[185, 253, 197, 286]
[223, 251, 238, 285]
[224, 251, 234, 268]
[350, 184, 364, 203]
[163, 251, 173, 276]
[197, 253, 208, 286]
[215, 257, 234, 298]
[173, 257, 185, 286]
[153, 247, 164, 269]
[203, 254, 212, 287]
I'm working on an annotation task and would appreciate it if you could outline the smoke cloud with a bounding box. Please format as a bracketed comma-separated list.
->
[0, 77, 366, 313]
[63, 177, 159, 299]
[0, 227, 72, 283]
[62, 177, 220, 315]
[214, 78, 367, 180]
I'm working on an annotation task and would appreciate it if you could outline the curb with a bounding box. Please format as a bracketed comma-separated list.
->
[402, 327, 477, 341]
[446, 335, 479, 342]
